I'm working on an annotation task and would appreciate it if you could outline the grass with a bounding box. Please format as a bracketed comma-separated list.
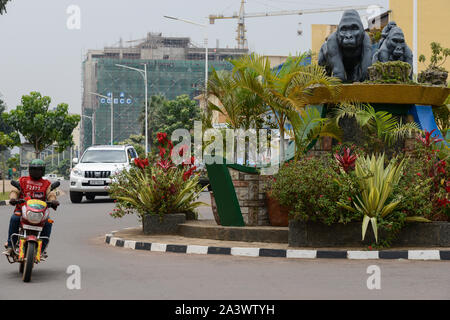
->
[0, 192, 9, 201]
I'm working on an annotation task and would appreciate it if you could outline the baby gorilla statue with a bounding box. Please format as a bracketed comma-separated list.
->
[373, 26, 413, 71]
[318, 10, 373, 83]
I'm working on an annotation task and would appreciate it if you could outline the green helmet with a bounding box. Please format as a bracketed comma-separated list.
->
[29, 159, 46, 180]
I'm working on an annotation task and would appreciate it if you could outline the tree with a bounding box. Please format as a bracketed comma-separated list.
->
[207, 69, 267, 130]
[7, 153, 20, 175]
[231, 53, 341, 162]
[118, 134, 145, 158]
[0, 97, 9, 132]
[2, 92, 80, 158]
[0, 97, 20, 193]
[287, 106, 342, 158]
[0, 132, 20, 193]
[142, 95, 201, 149]
[139, 95, 166, 151]
[0, 0, 11, 15]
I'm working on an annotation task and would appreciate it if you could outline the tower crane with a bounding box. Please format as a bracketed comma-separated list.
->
[209, 0, 379, 49]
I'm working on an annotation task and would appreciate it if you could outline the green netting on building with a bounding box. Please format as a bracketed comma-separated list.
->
[83, 58, 233, 148]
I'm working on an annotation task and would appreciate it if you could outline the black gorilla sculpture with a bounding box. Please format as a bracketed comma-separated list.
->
[377, 21, 397, 49]
[373, 26, 413, 69]
[318, 10, 373, 83]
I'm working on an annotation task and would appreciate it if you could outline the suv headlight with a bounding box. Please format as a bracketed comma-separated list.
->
[71, 168, 83, 177]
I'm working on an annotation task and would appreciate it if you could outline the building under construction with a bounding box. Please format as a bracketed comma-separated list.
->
[81, 32, 248, 152]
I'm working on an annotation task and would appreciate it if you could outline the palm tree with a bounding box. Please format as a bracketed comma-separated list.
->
[230, 53, 341, 162]
[207, 69, 266, 130]
[287, 106, 342, 159]
[333, 102, 421, 153]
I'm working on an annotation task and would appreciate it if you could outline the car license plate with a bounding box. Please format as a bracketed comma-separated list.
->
[89, 180, 104, 186]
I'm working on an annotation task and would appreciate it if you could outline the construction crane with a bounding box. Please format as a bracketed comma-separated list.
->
[209, 0, 379, 49]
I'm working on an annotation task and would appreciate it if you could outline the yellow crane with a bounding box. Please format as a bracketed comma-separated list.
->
[209, 0, 378, 49]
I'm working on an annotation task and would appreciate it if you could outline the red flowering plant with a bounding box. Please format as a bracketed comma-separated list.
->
[416, 129, 443, 148]
[334, 144, 359, 173]
[393, 130, 450, 221]
[108, 132, 207, 219]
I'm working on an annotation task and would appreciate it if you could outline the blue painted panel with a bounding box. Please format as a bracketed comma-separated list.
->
[409, 105, 448, 147]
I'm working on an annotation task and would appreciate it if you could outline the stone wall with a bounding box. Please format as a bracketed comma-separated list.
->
[224, 137, 332, 227]
[228, 168, 271, 226]
[209, 137, 333, 227]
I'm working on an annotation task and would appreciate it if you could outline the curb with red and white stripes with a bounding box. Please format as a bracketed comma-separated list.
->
[105, 232, 450, 261]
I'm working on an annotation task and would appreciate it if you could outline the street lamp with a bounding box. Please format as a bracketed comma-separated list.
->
[115, 63, 148, 155]
[89, 92, 114, 146]
[163, 15, 209, 96]
[81, 114, 95, 146]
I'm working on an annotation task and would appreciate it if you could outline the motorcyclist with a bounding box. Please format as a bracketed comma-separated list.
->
[3, 159, 59, 256]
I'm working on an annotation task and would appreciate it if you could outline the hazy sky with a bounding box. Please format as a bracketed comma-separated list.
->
[0, 0, 388, 114]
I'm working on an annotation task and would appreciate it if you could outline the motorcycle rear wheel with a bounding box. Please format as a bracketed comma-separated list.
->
[19, 261, 24, 274]
[22, 242, 36, 282]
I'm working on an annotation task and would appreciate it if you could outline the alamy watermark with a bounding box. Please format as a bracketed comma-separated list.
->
[170, 122, 281, 175]
[366, 265, 381, 290]
[66, 5, 81, 30]
[66, 265, 81, 290]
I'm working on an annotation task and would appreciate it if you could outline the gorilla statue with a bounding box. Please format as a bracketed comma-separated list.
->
[377, 21, 398, 49]
[373, 26, 413, 70]
[318, 10, 373, 83]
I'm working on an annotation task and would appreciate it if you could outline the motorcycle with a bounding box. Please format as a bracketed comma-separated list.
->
[4, 180, 60, 282]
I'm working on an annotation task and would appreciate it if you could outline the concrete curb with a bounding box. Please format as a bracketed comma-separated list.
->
[105, 232, 450, 261]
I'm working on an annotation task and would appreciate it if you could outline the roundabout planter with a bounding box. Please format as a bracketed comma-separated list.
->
[265, 192, 290, 227]
[142, 213, 186, 235]
[289, 220, 450, 247]
[209, 191, 221, 225]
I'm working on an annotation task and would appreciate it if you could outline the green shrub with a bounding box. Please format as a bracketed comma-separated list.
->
[270, 156, 362, 225]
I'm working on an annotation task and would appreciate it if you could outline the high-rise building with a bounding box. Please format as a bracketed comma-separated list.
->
[81, 32, 248, 152]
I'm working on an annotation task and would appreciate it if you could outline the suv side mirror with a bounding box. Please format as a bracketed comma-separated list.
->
[73, 158, 78, 164]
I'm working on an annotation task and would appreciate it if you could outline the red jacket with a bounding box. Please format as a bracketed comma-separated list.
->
[14, 176, 51, 213]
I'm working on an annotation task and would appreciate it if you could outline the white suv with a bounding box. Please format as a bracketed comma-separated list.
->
[69, 145, 138, 203]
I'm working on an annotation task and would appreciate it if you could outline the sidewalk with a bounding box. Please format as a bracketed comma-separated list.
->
[106, 223, 450, 261]
[104, 192, 450, 261]
[0, 180, 13, 194]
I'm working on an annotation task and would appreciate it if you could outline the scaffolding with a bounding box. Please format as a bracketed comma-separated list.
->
[82, 58, 234, 149]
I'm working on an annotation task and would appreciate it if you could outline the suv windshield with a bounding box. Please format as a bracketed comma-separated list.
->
[81, 150, 127, 163]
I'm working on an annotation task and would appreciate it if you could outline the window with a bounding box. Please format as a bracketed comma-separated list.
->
[81, 150, 127, 163]
[127, 148, 138, 161]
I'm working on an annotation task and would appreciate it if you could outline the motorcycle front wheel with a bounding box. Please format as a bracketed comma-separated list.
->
[19, 261, 24, 274]
[22, 242, 36, 282]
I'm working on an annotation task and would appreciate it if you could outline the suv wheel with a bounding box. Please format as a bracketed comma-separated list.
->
[70, 191, 83, 203]
[86, 194, 96, 201]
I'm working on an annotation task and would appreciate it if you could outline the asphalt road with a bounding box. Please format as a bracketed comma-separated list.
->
[0, 181, 449, 300]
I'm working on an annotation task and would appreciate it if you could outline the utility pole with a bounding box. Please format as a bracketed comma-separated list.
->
[413, 0, 418, 76]
[115, 64, 148, 154]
